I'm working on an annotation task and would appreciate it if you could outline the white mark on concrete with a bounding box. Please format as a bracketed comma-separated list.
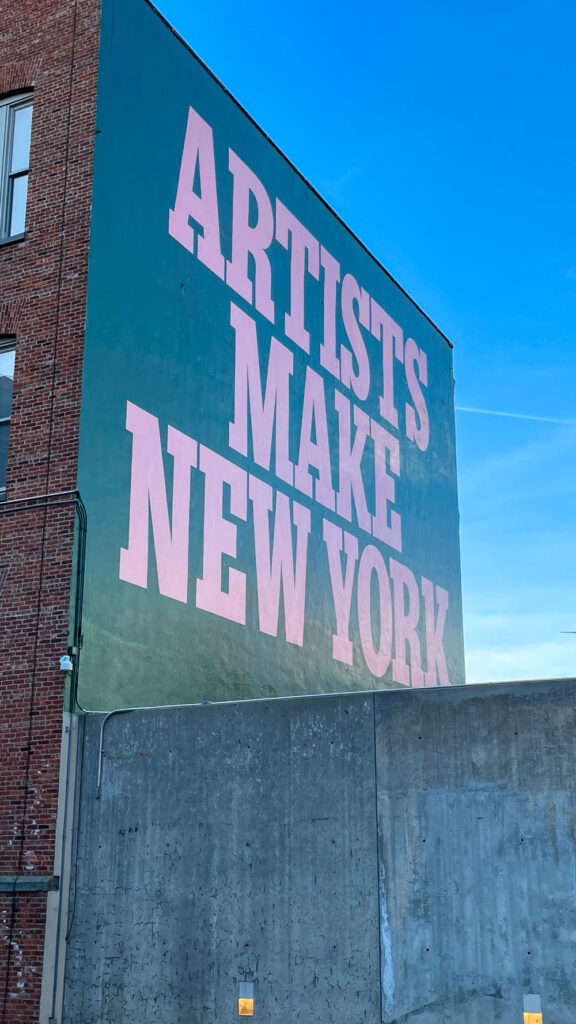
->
[379, 857, 395, 1016]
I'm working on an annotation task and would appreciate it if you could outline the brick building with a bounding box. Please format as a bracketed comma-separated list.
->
[0, 2, 100, 1021]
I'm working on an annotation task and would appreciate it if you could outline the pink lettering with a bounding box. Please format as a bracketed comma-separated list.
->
[323, 520, 358, 665]
[421, 578, 451, 686]
[119, 402, 197, 603]
[319, 246, 341, 379]
[275, 200, 319, 353]
[335, 391, 371, 533]
[371, 299, 403, 428]
[226, 151, 275, 323]
[228, 303, 294, 485]
[196, 446, 247, 624]
[357, 544, 393, 678]
[249, 476, 311, 646]
[405, 337, 429, 452]
[294, 367, 335, 511]
[370, 419, 402, 552]
[168, 106, 224, 279]
[341, 274, 370, 401]
[389, 560, 424, 686]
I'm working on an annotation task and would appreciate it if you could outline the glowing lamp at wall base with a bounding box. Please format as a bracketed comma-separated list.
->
[523, 993, 542, 1024]
[238, 982, 254, 1015]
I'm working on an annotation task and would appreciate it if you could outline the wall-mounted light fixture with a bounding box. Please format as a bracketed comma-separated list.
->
[238, 981, 254, 1015]
[523, 993, 542, 1024]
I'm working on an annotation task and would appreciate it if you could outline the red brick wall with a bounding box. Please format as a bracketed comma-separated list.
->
[0, 1, 100, 1019]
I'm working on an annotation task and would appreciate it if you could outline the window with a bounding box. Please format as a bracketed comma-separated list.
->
[0, 94, 33, 242]
[0, 342, 15, 497]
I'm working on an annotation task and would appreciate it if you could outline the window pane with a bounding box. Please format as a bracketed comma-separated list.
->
[0, 421, 9, 490]
[0, 373, 13, 421]
[9, 174, 28, 236]
[10, 104, 32, 173]
[0, 350, 15, 380]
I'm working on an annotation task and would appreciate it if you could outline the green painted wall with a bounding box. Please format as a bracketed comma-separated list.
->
[78, 0, 463, 709]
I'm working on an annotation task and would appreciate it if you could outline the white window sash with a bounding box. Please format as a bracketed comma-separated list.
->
[0, 95, 32, 241]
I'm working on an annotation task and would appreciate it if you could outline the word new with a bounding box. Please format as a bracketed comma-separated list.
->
[119, 400, 451, 687]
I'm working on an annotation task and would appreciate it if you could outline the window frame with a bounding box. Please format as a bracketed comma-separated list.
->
[0, 93, 33, 244]
[0, 339, 16, 500]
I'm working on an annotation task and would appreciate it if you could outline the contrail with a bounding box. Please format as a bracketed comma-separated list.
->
[455, 406, 576, 426]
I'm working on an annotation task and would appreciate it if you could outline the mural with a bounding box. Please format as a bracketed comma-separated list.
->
[78, 0, 465, 709]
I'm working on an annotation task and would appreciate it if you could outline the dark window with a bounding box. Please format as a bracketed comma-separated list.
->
[0, 344, 15, 496]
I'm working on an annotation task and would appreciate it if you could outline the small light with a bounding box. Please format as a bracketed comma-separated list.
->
[60, 655, 73, 672]
[238, 981, 254, 1016]
[523, 993, 542, 1024]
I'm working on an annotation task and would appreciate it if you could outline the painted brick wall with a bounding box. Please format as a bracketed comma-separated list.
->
[0, 1, 100, 1019]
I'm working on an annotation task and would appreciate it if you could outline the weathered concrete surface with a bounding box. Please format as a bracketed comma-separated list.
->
[63, 680, 576, 1023]
[375, 680, 576, 1023]
[63, 696, 381, 1023]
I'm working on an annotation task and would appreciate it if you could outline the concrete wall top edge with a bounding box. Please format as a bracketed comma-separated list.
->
[80, 676, 576, 725]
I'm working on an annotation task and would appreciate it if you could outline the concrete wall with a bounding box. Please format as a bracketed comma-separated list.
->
[63, 680, 576, 1023]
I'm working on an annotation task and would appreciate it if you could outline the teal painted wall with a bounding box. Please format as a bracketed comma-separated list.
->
[78, 0, 463, 709]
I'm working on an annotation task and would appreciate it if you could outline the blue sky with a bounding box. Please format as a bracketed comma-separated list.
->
[155, 0, 576, 682]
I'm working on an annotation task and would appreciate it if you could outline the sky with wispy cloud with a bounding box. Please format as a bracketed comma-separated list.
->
[157, 0, 576, 683]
